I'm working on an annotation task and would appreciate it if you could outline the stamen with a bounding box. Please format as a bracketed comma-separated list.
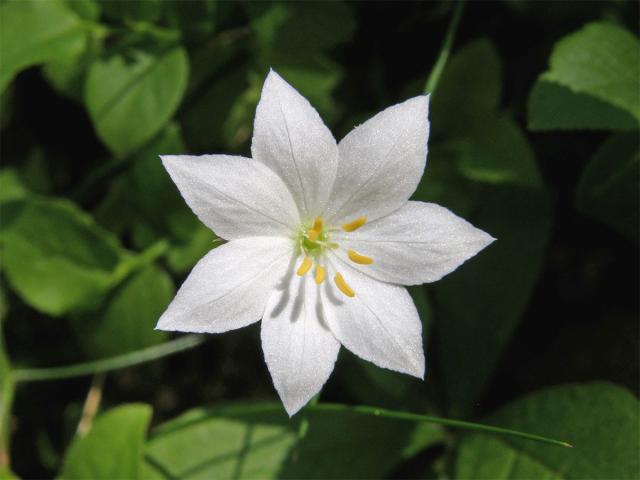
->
[347, 249, 373, 265]
[315, 265, 326, 284]
[341, 216, 367, 232]
[312, 217, 324, 231]
[334, 272, 355, 297]
[307, 229, 319, 242]
[296, 256, 313, 276]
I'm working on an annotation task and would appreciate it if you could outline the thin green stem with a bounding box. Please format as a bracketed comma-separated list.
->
[309, 403, 572, 448]
[0, 323, 14, 471]
[13, 335, 207, 383]
[424, 0, 465, 94]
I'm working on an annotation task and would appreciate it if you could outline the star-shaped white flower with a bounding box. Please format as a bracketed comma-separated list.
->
[157, 70, 494, 416]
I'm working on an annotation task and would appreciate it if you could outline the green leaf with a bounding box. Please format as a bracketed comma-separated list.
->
[61, 404, 152, 480]
[43, 34, 101, 104]
[0, 169, 28, 204]
[456, 435, 563, 479]
[165, 224, 219, 274]
[456, 383, 640, 479]
[576, 133, 639, 242]
[432, 186, 552, 417]
[99, 0, 162, 23]
[181, 63, 253, 151]
[70, 265, 173, 359]
[64, 0, 101, 21]
[0, 197, 125, 315]
[85, 46, 189, 158]
[164, 0, 217, 42]
[247, 1, 356, 55]
[431, 38, 502, 137]
[453, 116, 543, 188]
[542, 22, 640, 121]
[0, 0, 86, 93]
[528, 79, 639, 131]
[429, 40, 542, 189]
[246, 2, 354, 125]
[144, 403, 442, 479]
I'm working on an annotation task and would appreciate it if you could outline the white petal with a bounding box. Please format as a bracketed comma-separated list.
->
[251, 70, 338, 219]
[321, 265, 425, 378]
[157, 237, 293, 333]
[334, 201, 495, 285]
[161, 154, 300, 240]
[326, 96, 430, 223]
[262, 268, 340, 416]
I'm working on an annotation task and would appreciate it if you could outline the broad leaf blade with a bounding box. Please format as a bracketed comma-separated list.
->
[0, 197, 125, 315]
[61, 404, 152, 479]
[70, 265, 173, 358]
[456, 383, 640, 479]
[433, 186, 552, 417]
[456, 435, 562, 479]
[576, 133, 639, 242]
[0, 0, 86, 93]
[528, 80, 638, 131]
[544, 22, 640, 121]
[85, 46, 189, 158]
[144, 403, 442, 479]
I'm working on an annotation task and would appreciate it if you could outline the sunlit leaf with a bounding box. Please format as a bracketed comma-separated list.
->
[542, 22, 640, 121]
[0, 0, 86, 93]
[85, 46, 189, 158]
[144, 403, 442, 479]
[61, 404, 152, 479]
[0, 197, 126, 315]
[70, 265, 173, 359]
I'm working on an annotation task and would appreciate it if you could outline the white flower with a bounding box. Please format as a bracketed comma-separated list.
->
[157, 70, 494, 416]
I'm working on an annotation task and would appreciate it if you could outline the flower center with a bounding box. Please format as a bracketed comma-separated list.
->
[294, 216, 373, 298]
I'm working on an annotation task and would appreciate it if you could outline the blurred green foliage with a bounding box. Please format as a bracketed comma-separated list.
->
[0, 0, 638, 478]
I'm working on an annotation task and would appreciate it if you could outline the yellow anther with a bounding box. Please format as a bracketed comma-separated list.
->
[341, 216, 367, 232]
[307, 229, 319, 241]
[296, 256, 313, 276]
[347, 249, 373, 265]
[334, 272, 355, 298]
[315, 265, 326, 284]
[312, 217, 324, 232]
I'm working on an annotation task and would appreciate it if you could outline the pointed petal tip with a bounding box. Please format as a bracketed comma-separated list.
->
[284, 403, 302, 417]
[410, 361, 426, 380]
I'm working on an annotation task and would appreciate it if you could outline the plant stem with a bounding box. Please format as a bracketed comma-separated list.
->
[0, 325, 14, 472]
[424, 0, 465, 94]
[12, 335, 207, 383]
[310, 403, 572, 448]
